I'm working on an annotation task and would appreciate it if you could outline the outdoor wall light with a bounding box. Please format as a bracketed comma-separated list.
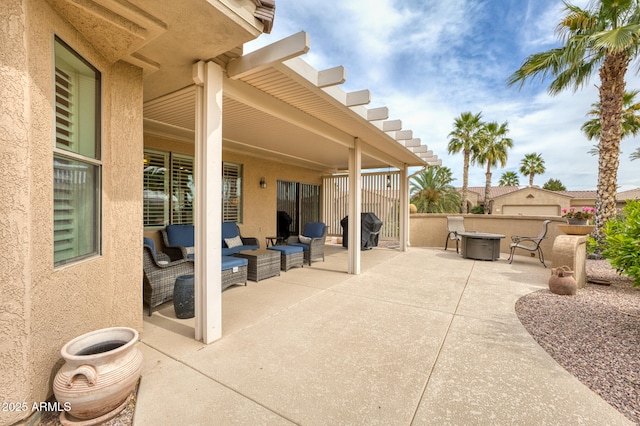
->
[260, 177, 267, 188]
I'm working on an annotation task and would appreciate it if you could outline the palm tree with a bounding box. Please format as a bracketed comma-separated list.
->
[473, 121, 513, 214]
[410, 166, 461, 213]
[498, 171, 520, 186]
[447, 112, 484, 213]
[519, 153, 546, 187]
[631, 147, 640, 160]
[508, 0, 640, 238]
[583, 90, 640, 160]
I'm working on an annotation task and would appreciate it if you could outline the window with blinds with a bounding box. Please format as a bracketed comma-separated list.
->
[143, 150, 195, 227]
[53, 37, 101, 266]
[143, 153, 243, 226]
[223, 162, 242, 223]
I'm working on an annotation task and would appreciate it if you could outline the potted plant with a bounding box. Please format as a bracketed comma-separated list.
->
[561, 206, 595, 225]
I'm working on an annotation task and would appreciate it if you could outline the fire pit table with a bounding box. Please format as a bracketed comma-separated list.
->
[457, 232, 505, 261]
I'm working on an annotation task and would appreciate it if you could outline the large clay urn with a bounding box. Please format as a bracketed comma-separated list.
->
[53, 327, 143, 424]
[548, 266, 577, 296]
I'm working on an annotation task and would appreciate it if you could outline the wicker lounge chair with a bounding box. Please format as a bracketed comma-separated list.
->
[287, 222, 327, 266]
[143, 239, 194, 316]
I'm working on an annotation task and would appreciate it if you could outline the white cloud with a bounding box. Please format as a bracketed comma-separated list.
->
[245, 0, 640, 191]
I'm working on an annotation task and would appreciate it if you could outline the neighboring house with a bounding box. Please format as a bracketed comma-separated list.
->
[492, 187, 574, 216]
[2, 1, 431, 421]
[459, 186, 638, 215]
[612, 188, 640, 209]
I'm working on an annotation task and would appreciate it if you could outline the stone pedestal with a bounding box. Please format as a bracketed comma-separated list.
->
[552, 235, 587, 288]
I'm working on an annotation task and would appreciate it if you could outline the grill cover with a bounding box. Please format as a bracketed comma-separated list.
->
[340, 212, 383, 250]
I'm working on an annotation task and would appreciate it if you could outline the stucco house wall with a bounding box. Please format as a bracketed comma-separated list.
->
[143, 134, 325, 248]
[492, 187, 572, 216]
[222, 151, 324, 244]
[1, 1, 143, 423]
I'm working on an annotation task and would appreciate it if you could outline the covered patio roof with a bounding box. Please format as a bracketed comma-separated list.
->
[143, 32, 441, 172]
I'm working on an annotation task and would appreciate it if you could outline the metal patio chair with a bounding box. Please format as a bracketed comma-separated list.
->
[507, 220, 551, 267]
[444, 216, 470, 253]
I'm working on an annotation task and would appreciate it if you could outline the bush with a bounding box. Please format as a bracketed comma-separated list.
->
[470, 205, 485, 214]
[602, 200, 640, 286]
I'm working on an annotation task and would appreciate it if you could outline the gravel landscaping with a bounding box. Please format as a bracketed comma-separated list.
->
[516, 259, 640, 424]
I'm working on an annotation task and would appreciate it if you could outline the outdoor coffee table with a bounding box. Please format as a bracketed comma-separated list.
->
[457, 232, 505, 261]
[233, 249, 281, 282]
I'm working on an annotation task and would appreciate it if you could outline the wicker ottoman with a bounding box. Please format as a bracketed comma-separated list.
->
[221, 256, 248, 290]
[267, 245, 304, 271]
[233, 249, 280, 282]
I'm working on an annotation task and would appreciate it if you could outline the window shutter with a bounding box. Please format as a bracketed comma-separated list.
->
[54, 67, 75, 262]
[53, 158, 76, 262]
[222, 162, 242, 223]
[55, 67, 74, 150]
[171, 154, 194, 224]
[143, 150, 169, 227]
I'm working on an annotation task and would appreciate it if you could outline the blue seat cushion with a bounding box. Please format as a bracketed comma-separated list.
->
[303, 222, 325, 238]
[222, 244, 258, 256]
[267, 245, 303, 255]
[221, 255, 248, 271]
[143, 237, 157, 254]
[288, 242, 309, 252]
[166, 224, 194, 247]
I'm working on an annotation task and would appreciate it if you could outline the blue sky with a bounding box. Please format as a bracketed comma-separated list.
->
[246, 0, 639, 191]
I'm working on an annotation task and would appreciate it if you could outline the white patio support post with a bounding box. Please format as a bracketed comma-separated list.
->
[399, 164, 409, 251]
[193, 61, 223, 344]
[348, 138, 362, 274]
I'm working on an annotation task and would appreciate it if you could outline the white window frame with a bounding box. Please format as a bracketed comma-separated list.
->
[53, 37, 102, 267]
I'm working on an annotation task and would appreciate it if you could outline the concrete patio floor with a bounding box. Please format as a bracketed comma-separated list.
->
[134, 245, 631, 425]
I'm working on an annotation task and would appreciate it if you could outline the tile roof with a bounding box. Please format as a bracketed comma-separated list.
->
[457, 186, 640, 202]
[459, 186, 520, 201]
[557, 190, 598, 199]
[616, 188, 640, 200]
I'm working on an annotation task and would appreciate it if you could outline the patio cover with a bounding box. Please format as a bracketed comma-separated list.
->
[143, 32, 440, 171]
[143, 31, 442, 343]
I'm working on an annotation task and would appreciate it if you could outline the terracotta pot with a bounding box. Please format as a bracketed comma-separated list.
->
[548, 266, 577, 295]
[53, 327, 143, 423]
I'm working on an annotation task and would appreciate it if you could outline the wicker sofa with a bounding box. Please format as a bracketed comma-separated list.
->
[161, 223, 259, 259]
[287, 222, 327, 266]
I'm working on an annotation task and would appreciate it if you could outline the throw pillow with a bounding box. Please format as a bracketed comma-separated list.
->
[225, 235, 243, 248]
[186, 246, 195, 255]
[299, 235, 312, 244]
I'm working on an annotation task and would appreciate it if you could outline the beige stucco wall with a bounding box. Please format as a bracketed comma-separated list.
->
[493, 187, 571, 216]
[1, 1, 143, 423]
[409, 214, 566, 258]
[143, 134, 325, 248]
[224, 151, 324, 244]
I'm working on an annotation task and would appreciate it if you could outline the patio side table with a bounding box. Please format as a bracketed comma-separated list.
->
[174, 274, 195, 319]
[233, 249, 280, 282]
